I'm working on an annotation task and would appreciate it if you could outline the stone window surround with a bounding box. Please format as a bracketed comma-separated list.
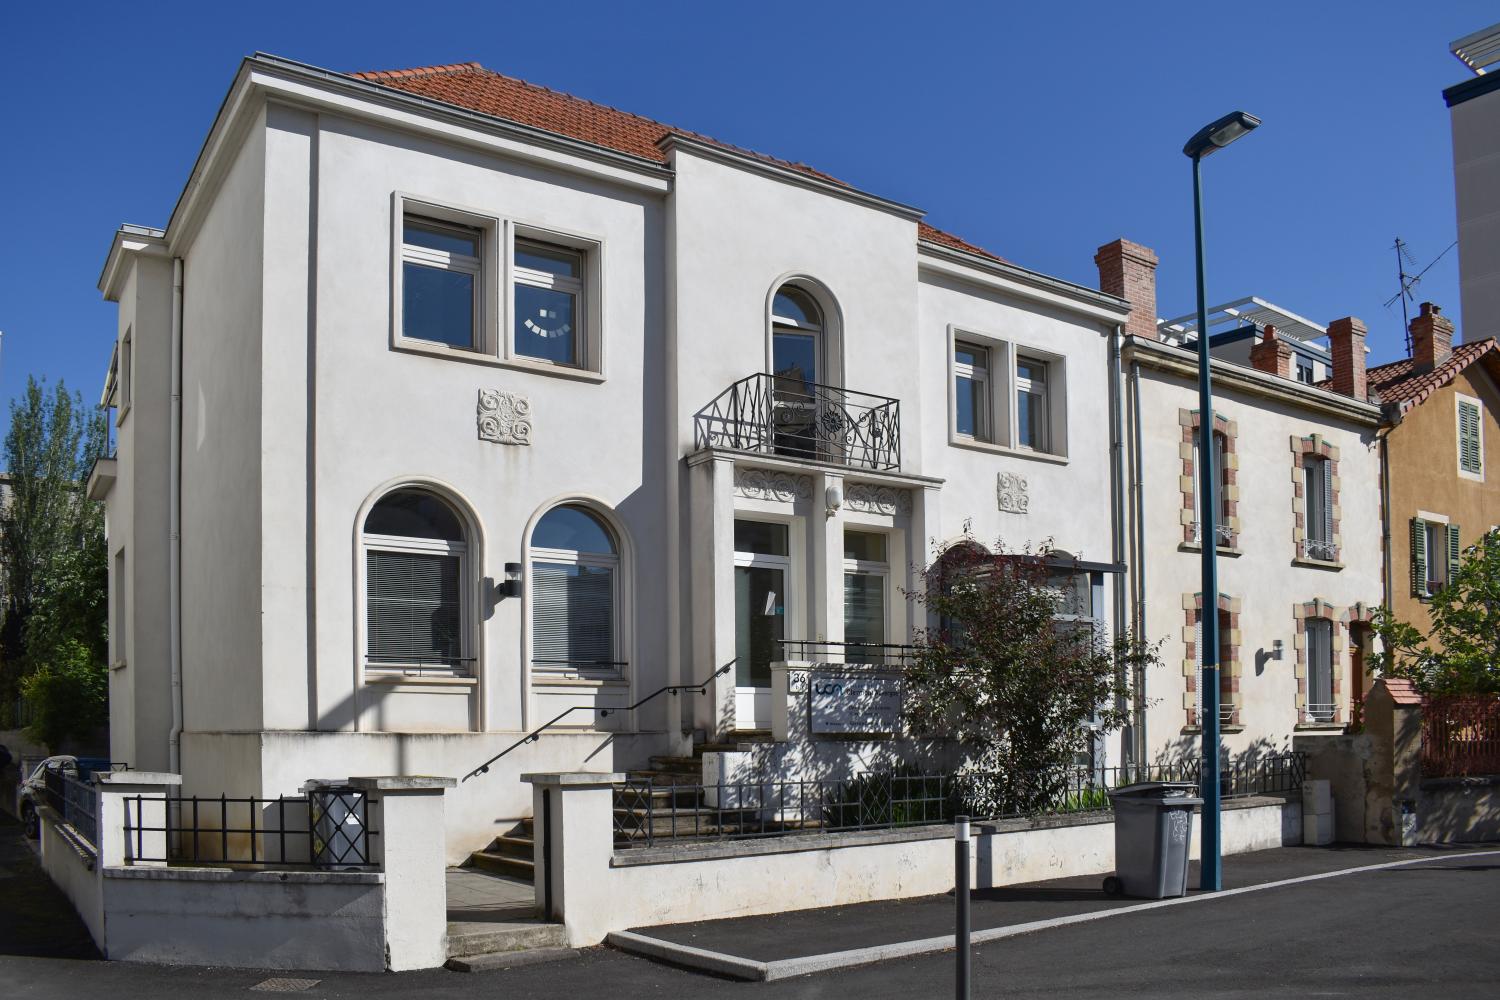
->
[1291, 434, 1342, 567]
[1182, 591, 1241, 732]
[1178, 409, 1239, 551]
[1293, 598, 1345, 726]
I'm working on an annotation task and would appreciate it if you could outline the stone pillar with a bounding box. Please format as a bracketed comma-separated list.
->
[95, 771, 182, 868]
[524, 772, 622, 947]
[348, 776, 455, 971]
[813, 470, 845, 644]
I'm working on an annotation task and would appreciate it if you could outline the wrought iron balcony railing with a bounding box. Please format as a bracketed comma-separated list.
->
[694, 373, 901, 472]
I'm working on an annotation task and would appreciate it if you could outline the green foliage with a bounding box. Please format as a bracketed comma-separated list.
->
[902, 532, 1161, 814]
[20, 639, 108, 752]
[0, 376, 109, 747]
[1372, 530, 1500, 696]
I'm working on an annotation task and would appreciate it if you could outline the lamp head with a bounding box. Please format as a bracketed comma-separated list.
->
[1183, 111, 1261, 159]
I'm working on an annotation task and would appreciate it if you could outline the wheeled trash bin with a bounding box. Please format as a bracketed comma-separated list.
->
[1102, 781, 1202, 899]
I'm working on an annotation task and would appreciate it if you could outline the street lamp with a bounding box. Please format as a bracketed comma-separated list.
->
[1184, 110, 1259, 893]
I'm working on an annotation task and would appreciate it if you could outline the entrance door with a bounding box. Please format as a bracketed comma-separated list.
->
[733, 519, 790, 730]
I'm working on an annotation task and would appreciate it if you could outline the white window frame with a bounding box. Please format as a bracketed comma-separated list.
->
[1190, 431, 1233, 548]
[394, 205, 493, 354]
[528, 542, 624, 681]
[952, 341, 992, 442]
[946, 327, 1067, 462]
[360, 530, 473, 679]
[1015, 354, 1050, 453]
[1304, 617, 1336, 723]
[118, 327, 133, 423]
[506, 223, 604, 376]
[111, 548, 127, 671]
[1457, 393, 1484, 482]
[1303, 455, 1336, 561]
[512, 238, 587, 369]
[842, 529, 890, 660]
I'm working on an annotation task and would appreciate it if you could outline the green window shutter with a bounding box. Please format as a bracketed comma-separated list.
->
[1448, 524, 1463, 583]
[1460, 402, 1482, 475]
[1411, 519, 1427, 597]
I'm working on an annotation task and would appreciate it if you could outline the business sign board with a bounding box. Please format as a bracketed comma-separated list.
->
[807, 671, 902, 735]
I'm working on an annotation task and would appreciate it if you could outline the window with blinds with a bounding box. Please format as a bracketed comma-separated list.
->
[530, 561, 616, 671]
[1305, 618, 1335, 723]
[366, 549, 463, 668]
[1459, 397, 1483, 477]
[1304, 456, 1335, 561]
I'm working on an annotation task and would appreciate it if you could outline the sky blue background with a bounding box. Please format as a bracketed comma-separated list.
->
[0, 1, 1491, 437]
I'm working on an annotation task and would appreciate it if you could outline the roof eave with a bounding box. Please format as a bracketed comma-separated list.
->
[918, 241, 1132, 324]
[98, 225, 168, 302]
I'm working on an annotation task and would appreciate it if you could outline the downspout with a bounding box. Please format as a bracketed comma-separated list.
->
[168, 257, 184, 774]
[1378, 424, 1393, 612]
[1128, 351, 1148, 767]
[1107, 325, 1129, 766]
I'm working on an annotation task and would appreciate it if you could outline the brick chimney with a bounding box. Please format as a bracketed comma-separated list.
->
[1095, 238, 1159, 340]
[1249, 325, 1293, 378]
[1327, 316, 1368, 401]
[1410, 302, 1454, 371]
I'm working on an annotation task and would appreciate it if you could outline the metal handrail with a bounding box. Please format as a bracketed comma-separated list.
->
[461, 662, 733, 782]
[694, 372, 902, 471]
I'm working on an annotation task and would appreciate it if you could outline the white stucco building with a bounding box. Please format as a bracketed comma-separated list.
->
[90, 54, 1140, 857]
[1448, 22, 1500, 342]
[1095, 242, 1384, 765]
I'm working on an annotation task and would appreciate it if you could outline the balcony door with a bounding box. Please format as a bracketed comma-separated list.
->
[733, 519, 791, 730]
[771, 288, 824, 460]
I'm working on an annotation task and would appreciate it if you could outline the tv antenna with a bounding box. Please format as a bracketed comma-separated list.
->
[1385, 237, 1457, 353]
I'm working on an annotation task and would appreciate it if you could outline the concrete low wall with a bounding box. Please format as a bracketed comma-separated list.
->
[1417, 776, 1500, 843]
[103, 867, 386, 971]
[534, 772, 1302, 947]
[39, 807, 104, 947]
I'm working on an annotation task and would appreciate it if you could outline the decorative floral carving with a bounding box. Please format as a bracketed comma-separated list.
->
[997, 472, 1029, 514]
[477, 389, 532, 446]
[844, 483, 912, 516]
[734, 469, 813, 503]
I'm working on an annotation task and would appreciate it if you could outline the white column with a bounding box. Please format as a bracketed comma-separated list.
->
[524, 772, 623, 946]
[813, 471, 845, 644]
[95, 771, 182, 868]
[349, 775, 455, 971]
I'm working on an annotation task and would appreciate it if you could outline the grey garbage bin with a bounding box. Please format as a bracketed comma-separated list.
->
[1103, 781, 1202, 899]
[300, 780, 370, 870]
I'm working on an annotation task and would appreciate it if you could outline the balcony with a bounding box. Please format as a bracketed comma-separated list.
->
[695, 373, 901, 472]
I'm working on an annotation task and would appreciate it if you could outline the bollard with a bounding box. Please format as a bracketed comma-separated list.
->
[955, 814, 970, 1000]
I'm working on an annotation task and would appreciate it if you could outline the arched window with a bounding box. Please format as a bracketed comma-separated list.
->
[530, 505, 622, 677]
[771, 287, 824, 390]
[362, 488, 471, 676]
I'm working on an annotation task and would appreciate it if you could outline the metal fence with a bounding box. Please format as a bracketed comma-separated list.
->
[613, 753, 1306, 848]
[123, 793, 378, 869]
[1422, 695, 1500, 777]
[42, 768, 98, 847]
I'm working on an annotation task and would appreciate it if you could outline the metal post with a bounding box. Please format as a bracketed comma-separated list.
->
[955, 815, 971, 999]
[1192, 151, 1223, 892]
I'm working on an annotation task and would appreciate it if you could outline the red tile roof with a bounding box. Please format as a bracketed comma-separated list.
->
[351, 62, 1005, 264]
[1375, 677, 1422, 706]
[1335, 338, 1499, 412]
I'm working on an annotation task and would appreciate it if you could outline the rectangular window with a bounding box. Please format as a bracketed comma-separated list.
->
[113, 549, 126, 667]
[1304, 457, 1335, 560]
[1458, 397, 1483, 478]
[734, 519, 790, 690]
[1413, 518, 1461, 597]
[1296, 358, 1314, 384]
[953, 342, 990, 441]
[531, 561, 616, 670]
[120, 329, 133, 411]
[1016, 356, 1048, 451]
[513, 240, 585, 367]
[401, 217, 482, 350]
[1194, 607, 1234, 725]
[1305, 618, 1334, 723]
[843, 530, 888, 660]
[366, 549, 463, 668]
[1192, 432, 1232, 547]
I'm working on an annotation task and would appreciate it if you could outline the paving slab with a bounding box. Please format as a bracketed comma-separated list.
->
[621, 843, 1487, 965]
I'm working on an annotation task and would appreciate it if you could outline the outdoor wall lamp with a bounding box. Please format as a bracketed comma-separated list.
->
[825, 483, 843, 518]
[1272, 638, 1285, 661]
[498, 562, 523, 599]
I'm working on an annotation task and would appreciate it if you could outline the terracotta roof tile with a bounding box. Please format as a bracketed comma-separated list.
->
[1327, 338, 1498, 411]
[351, 62, 1005, 265]
[1376, 677, 1423, 706]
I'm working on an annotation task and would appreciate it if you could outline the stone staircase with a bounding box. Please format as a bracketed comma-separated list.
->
[614, 731, 781, 844]
[467, 818, 536, 881]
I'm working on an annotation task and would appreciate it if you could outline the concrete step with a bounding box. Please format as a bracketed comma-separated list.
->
[648, 755, 703, 775]
[694, 730, 773, 754]
[625, 769, 705, 787]
[447, 919, 568, 959]
[487, 834, 535, 860]
[446, 946, 580, 973]
[469, 851, 534, 880]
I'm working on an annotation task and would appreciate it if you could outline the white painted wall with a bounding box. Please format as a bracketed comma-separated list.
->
[1451, 83, 1500, 343]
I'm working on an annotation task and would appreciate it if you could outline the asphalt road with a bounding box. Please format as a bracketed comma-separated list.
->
[3, 815, 1497, 999]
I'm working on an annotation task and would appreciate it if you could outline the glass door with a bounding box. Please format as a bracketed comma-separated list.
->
[733, 520, 790, 730]
[771, 288, 822, 459]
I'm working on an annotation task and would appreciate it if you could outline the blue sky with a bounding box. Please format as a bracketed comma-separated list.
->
[0, 1, 1491, 436]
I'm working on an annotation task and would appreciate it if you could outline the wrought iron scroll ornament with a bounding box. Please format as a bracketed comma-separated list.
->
[734, 469, 813, 503]
[477, 389, 533, 446]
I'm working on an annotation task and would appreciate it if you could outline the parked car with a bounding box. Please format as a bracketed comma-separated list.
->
[19, 755, 77, 839]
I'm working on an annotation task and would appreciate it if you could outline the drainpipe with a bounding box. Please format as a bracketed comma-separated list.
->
[1107, 325, 1130, 766]
[1378, 425, 1393, 612]
[1128, 352, 1148, 767]
[168, 257, 184, 774]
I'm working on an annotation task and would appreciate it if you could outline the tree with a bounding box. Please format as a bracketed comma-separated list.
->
[0, 377, 109, 746]
[1372, 530, 1500, 696]
[902, 533, 1160, 814]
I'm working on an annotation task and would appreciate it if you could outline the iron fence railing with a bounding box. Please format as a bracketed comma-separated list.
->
[613, 753, 1306, 848]
[1304, 538, 1338, 562]
[694, 373, 901, 471]
[1422, 695, 1500, 777]
[1190, 521, 1235, 547]
[123, 793, 378, 869]
[43, 769, 98, 847]
[779, 640, 915, 667]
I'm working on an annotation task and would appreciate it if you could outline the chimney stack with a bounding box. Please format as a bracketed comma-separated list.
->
[1249, 325, 1294, 378]
[1095, 238, 1159, 340]
[1327, 316, 1368, 401]
[1410, 302, 1454, 371]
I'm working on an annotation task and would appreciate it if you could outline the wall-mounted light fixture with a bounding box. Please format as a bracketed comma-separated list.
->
[499, 562, 524, 599]
[1271, 639, 1284, 661]
[825, 483, 843, 518]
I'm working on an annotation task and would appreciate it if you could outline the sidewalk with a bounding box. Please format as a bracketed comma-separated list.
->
[611, 843, 1500, 979]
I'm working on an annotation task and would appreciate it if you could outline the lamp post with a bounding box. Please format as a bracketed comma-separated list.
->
[1182, 110, 1259, 893]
